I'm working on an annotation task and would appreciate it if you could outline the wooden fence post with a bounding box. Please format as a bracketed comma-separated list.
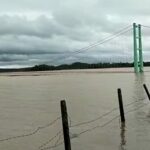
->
[117, 89, 125, 123]
[143, 84, 150, 100]
[60, 100, 71, 150]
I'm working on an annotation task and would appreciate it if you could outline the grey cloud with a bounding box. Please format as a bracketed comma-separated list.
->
[0, 15, 62, 38]
[0, 0, 149, 67]
[0, 54, 28, 62]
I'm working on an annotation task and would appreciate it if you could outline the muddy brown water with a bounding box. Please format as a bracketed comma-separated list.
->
[0, 68, 150, 150]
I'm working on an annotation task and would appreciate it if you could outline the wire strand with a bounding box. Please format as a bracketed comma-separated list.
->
[70, 99, 141, 128]
[141, 25, 150, 29]
[0, 116, 61, 142]
[49, 25, 132, 64]
[39, 130, 62, 149]
[77, 103, 147, 137]
[40, 141, 64, 150]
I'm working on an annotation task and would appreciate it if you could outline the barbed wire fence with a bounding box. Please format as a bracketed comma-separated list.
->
[0, 116, 61, 143]
[0, 85, 149, 150]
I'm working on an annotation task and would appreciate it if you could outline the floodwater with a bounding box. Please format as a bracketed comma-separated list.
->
[0, 68, 150, 150]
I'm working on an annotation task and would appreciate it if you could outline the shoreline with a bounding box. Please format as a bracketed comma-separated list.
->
[0, 68, 136, 76]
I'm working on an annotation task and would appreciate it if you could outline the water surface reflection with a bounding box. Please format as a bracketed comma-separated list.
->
[119, 123, 126, 150]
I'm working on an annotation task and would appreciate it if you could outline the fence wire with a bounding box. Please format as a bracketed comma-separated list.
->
[70, 99, 144, 128]
[0, 116, 61, 142]
[38, 130, 62, 149]
[75, 103, 148, 137]
[0, 93, 148, 150]
[40, 141, 64, 150]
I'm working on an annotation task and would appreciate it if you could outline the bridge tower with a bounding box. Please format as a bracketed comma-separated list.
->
[133, 23, 144, 73]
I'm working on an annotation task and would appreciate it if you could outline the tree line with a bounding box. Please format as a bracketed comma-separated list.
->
[1, 62, 150, 72]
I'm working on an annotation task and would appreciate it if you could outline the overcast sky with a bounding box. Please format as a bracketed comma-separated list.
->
[0, 0, 150, 68]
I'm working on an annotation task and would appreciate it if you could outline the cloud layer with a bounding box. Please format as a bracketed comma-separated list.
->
[0, 0, 150, 67]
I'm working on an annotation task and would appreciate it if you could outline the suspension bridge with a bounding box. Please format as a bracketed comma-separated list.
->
[47, 23, 150, 74]
[0, 23, 150, 150]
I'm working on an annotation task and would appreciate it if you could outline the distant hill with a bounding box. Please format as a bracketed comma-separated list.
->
[0, 61, 150, 72]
